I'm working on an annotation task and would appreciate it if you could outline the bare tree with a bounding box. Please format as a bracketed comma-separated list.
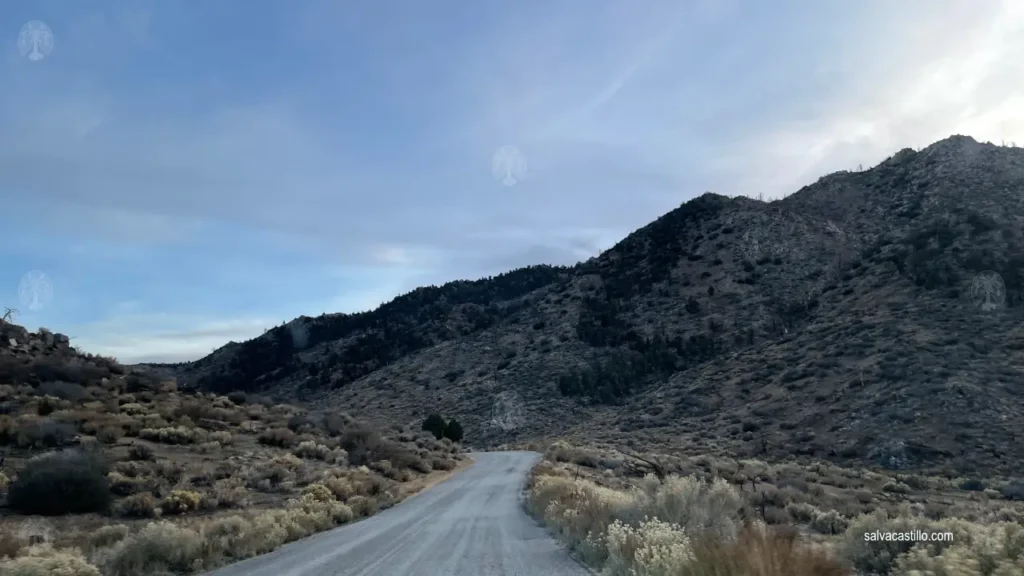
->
[2, 307, 17, 322]
[622, 451, 668, 482]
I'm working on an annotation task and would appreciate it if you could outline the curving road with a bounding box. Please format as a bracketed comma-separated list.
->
[203, 451, 591, 576]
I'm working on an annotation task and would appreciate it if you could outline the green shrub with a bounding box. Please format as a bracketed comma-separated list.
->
[443, 418, 464, 443]
[8, 449, 112, 515]
[421, 414, 446, 440]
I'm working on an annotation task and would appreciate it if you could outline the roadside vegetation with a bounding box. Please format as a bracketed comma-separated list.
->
[0, 322, 465, 576]
[524, 441, 1024, 575]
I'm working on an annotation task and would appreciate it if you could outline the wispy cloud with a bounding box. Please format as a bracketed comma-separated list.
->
[0, 0, 1021, 362]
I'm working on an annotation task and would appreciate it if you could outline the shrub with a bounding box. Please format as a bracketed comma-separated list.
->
[958, 478, 987, 492]
[301, 483, 335, 503]
[893, 521, 1024, 576]
[443, 418, 464, 442]
[209, 430, 233, 445]
[604, 517, 694, 574]
[810, 509, 850, 535]
[340, 423, 382, 466]
[839, 512, 973, 575]
[137, 426, 195, 445]
[8, 449, 111, 515]
[882, 480, 911, 494]
[97, 425, 124, 445]
[226, 391, 248, 405]
[293, 440, 331, 460]
[421, 414, 446, 440]
[100, 521, 203, 576]
[257, 427, 297, 448]
[12, 418, 76, 449]
[127, 442, 155, 461]
[431, 457, 457, 471]
[114, 493, 158, 518]
[87, 525, 131, 551]
[0, 472, 9, 493]
[211, 478, 249, 508]
[787, 502, 819, 523]
[0, 544, 101, 576]
[162, 489, 202, 515]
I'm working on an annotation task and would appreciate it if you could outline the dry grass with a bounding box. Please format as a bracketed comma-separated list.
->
[527, 441, 1024, 575]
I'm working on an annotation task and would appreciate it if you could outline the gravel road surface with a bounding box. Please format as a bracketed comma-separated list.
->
[203, 451, 591, 576]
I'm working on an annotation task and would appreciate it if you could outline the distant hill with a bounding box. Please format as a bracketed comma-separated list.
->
[160, 135, 1024, 476]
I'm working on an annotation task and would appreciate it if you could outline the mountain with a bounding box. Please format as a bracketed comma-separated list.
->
[158, 135, 1024, 477]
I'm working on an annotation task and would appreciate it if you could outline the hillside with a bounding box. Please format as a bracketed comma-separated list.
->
[162, 135, 1024, 477]
[0, 320, 465, 575]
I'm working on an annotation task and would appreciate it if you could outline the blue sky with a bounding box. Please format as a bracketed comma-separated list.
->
[1, 0, 1022, 363]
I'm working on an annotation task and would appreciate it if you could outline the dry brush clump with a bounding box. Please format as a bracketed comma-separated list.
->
[527, 460, 848, 575]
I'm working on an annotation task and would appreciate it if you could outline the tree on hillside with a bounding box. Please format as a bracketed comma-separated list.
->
[443, 418, 463, 442]
[421, 414, 446, 439]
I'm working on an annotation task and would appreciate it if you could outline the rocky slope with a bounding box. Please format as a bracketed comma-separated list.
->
[155, 135, 1024, 476]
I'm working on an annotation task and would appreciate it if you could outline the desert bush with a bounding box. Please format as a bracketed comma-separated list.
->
[301, 483, 335, 503]
[10, 418, 76, 449]
[36, 381, 88, 402]
[211, 478, 249, 508]
[96, 425, 123, 445]
[958, 478, 987, 492]
[137, 426, 195, 445]
[431, 457, 457, 471]
[8, 449, 111, 515]
[293, 440, 331, 460]
[258, 427, 297, 448]
[226, 391, 248, 405]
[839, 511, 978, 575]
[322, 476, 356, 501]
[162, 489, 202, 515]
[603, 517, 694, 574]
[882, 480, 912, 494]
[323, 412, 353, 436]
[810, 509, 850, 535]
[787, 502, 820, 523]
[347, 495, 380, 518]
[127, 442, 155, 461]
[0, 544, 101, 576]
[374, 440, 430, 473]
[106, 471, 153, 496]
[113, 492, 159, 518]
[340, 423, 383, 465]
[209, 430, 232, 445]
[99, 521, 203, 576]
[0, 472, 9, 493]
[86, 525, 131, 551]
[893, 521, 1024, 576]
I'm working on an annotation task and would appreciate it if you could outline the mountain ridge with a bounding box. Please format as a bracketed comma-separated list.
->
[150, 134, 1024, 476]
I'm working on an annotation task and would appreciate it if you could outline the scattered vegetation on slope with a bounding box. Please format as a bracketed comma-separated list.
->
[0, 321, 465, 576]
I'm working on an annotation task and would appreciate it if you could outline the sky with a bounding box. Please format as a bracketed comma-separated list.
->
[0, 0, 1022, 363]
